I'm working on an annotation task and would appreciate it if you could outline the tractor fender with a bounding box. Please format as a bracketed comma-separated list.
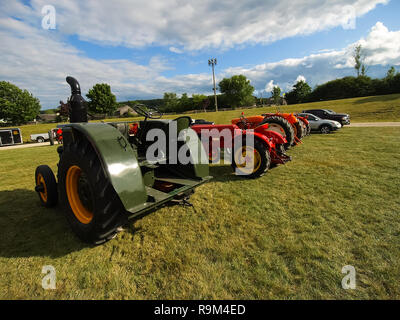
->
[62, 123, 147, 212]
[263, 130, 286, 145]
[237, 131, 274, 151]
[254, 125, 287, 145]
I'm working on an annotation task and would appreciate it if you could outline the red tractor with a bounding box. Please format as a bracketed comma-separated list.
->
[295, 114, 311, 136]
[191, 121, 291, 178]
[231, 112, 307, 149]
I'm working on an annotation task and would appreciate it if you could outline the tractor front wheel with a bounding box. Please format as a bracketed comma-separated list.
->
[58, 135, 126, 244]
[35, 165, 58, 207]
[232, 138, 270, 179]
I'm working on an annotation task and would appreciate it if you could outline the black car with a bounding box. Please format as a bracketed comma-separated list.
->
[301, 109, 350, 126]
[191, 119, 215, 125]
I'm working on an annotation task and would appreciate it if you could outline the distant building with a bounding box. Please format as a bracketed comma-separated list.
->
[114, 105, 137, 117]
[265, 97, 287, 106]
[37, 114, 58, 123]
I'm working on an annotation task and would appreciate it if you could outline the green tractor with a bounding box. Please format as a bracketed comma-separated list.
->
[35, 77, 211, 244]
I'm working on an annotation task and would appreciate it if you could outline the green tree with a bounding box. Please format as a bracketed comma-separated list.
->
[0, 81, 41, 125]
[354, 45, 366, 77]
[386, 66, 396, 80]
[285, 80, 312, 104]
[218, 75, 255, 109]
[163, 92, 179, 112]
[179, 93, 192, 112]
[271, 86, 281, 105]
[86, 83, 117, 115]
[192, 94, 208, 110]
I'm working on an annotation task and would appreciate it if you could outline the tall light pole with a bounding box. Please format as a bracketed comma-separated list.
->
[208, 58, 218, 112]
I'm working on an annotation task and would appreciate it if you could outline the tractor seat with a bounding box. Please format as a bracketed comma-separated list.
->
[137, 116, 193, 160]
[138, 116, 192, 142]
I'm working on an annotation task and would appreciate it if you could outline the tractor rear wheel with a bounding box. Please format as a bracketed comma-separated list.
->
[58, 135, 126, 244]
[260, 116, 294, 150]
[35, 165, 58, 207]
[305, 122, 311, 135]
[298, 118, 309, 137]
[232, 138, 270, 179]
[293, 121, 304, 142]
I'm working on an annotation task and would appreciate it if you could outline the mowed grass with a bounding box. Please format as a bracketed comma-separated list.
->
[6, 93, 400, 143]
[0, 125, 399, 299]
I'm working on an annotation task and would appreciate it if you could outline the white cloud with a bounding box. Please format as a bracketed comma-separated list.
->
[2, 0, 387, 51]
[296, 75, 307, 83]
[0, 0, 399, 107]
[224, 22, 400, 94]
[169, 47, 183, 54]
[265, 80, 277, 93]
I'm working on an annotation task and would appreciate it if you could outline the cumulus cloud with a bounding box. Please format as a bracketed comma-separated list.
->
[296, 75, 307, 83]
[169, 47, 183, 54]
[0, 0, 399, 107]
[265, 80, 277, 93]
[224, 22, 400, 94]
[2, 0, 387, 51]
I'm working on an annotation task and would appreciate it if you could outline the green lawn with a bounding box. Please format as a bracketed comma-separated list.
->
[6, 93, 400, 143]
[1, 126, 399, 299]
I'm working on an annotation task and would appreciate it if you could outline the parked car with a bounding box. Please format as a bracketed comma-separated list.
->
[297, 113, 342, 134]
[0, 128, 23, 146]
[301, 109, 350, 126]
[30, 132, 52, 143]
[191, 119, 215, 125]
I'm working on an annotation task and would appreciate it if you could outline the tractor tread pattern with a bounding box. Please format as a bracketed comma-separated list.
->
[57, 134, 126, 244]
[260, 116, 295, 149]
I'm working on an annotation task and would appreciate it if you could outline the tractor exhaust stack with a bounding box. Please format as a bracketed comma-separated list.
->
[66, 76, 88, 123]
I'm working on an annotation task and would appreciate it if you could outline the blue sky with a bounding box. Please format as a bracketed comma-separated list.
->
[1, 0, 400, 108]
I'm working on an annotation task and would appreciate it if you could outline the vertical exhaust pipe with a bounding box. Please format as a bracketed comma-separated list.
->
[66, 76, 88, 123]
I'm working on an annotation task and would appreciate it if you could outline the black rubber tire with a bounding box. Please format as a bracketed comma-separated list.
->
[297, 117, 310, 137]
[231, 138, 271, 179]
[35, 165, 58, 208]
[320, 125, 332, 134]
[293, 121, 304, 142]
[57, 134, 126, 244]
[260, 116, 295, 150]
[306, 122, 311, 135]
[37, 137, 45, 143]
[275, 143, 285, 154]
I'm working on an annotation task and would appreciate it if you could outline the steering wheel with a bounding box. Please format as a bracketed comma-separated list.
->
[133, 104, 163, 119]
[237, 113, 248, 129]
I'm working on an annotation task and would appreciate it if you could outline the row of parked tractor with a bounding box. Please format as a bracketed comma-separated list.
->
[34, 76, 350, 244]
[190, 109, 350, 178]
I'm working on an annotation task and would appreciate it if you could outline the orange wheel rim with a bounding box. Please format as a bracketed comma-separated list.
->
[37, 173, 48, 203]
[66, 165, 93, 224]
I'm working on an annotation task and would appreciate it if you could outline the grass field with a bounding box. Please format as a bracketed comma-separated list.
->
[1, 124, 399, 299]
[6, 93, 400, 143]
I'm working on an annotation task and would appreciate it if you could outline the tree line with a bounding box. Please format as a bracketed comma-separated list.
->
[284, 67, 400, 104]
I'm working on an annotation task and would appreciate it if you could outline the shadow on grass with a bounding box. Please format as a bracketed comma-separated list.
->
[0, 189, 88, 258]
[208, 163, 283, 182]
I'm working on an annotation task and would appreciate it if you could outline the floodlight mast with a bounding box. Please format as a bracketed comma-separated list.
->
[208, 58, 218, 112]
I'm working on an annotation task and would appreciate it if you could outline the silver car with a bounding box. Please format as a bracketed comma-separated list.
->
[298, 113, 342, 134]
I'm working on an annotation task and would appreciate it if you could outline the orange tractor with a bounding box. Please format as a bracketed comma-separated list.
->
[231, 112, 309, 149]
